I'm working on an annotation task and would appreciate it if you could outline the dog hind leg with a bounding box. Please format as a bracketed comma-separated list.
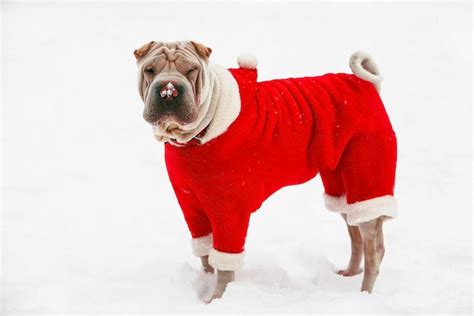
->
[337, 214, 363, 276]
[358, 216, 385, 293]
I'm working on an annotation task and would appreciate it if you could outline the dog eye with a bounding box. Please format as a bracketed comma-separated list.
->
[187, 66, 198, 75]
[144, 67, 154, 75]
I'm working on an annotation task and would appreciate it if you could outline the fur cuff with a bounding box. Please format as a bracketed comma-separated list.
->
[208, 248, 245, 271]
[191, 234, 213, 257]
[346, 195, 398, 226]
[323, 193, 348, 213]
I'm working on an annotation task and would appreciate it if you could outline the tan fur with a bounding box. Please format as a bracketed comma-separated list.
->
[136, 41, 208, 138]
[208, 270, 234, 303]
[358, 217, 385, 293]
[191, 41, 212, 58]
[337, 214, 363, 276]
[133, 41, 156, 59]
[338, 215, 385, 292]
[136, 41, 240, 145]
[200, 255, 214, 274]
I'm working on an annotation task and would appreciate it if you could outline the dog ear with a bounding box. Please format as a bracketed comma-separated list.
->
[134, 41, 156, 59]
[191, 41, 212, 58]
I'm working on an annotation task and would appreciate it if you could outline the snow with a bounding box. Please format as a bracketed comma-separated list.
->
[2, 1, 472, 314]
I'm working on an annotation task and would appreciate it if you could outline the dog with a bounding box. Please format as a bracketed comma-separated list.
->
[134, 41, 397, 302]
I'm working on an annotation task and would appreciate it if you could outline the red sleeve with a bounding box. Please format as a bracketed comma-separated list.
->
[170, 183, 212, 239]
[194, 182, 256, 254]
[208, 208, 251, 254]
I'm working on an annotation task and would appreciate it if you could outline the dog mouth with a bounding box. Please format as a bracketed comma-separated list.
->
[151, 120, 196, 144]
[151, 120, 187, 132]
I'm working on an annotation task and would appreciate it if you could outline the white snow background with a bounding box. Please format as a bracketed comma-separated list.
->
[2, 1, 472, 314]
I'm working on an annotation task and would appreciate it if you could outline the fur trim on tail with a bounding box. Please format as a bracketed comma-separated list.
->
[349, 51, 383, 92]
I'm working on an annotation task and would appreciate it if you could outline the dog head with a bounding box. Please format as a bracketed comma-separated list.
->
[134, 40, 213, 143]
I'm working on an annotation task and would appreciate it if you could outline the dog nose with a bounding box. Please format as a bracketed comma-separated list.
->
[143, 79, 197, 125]
[158, 82, 179, 100]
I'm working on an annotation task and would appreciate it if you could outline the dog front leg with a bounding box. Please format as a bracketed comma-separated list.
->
[200, 255, 214, 274]
[205, 212, 249, 302]
[211, 270, 235, 301]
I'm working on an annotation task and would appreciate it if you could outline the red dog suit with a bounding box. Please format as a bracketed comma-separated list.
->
[165, 63, 397, 270]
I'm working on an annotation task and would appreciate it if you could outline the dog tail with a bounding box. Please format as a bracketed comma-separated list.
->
[349, 51, 383, 93]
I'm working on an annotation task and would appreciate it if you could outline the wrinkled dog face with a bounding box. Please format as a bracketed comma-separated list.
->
[134, 41, 212, 143]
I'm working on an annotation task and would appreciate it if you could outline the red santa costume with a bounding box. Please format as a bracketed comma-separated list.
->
[165, 54, 397, 271]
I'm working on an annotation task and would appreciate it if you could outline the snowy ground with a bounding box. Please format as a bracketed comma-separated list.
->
[2, 1, 472, 314]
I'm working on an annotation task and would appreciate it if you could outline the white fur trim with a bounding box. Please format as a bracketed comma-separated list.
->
[197, 63, 241, 144]
[346, 195, 398, 226]
[191, 234, 213, 257]
[323, 193, 348, 213]
[237, 53, 258, 69]
[208, 248, 245, 271]
[349, 51, 383, 92]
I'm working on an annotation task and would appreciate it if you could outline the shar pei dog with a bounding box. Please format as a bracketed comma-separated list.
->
[133, 40, 397, 302]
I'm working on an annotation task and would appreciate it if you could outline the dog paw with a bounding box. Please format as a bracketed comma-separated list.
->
[206, 287, 227, 304]
[205, 293, 222, 304]
[202, 266, 215, 274]
[336, 268, 362, 277]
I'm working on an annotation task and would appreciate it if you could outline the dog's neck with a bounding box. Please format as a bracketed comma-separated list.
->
[190, 63, 241, 144]
[164, 63, 240, 146]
